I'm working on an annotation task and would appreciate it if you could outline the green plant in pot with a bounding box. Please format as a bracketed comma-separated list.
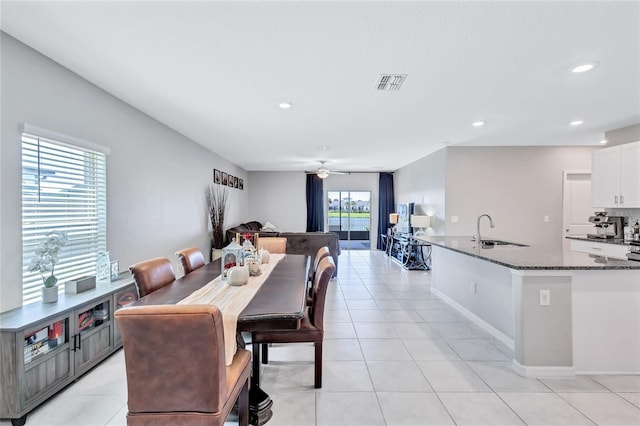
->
[206, 185, 229, 259]
[29, 230, 68, 303]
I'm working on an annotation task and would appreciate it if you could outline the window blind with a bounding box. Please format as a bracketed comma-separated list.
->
[22, 131, 107, 304]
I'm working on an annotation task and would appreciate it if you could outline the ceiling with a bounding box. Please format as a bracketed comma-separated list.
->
[1, 1, 639, 173]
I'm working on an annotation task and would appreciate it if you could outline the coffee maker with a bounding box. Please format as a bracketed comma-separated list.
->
[587, 212, 625, 239]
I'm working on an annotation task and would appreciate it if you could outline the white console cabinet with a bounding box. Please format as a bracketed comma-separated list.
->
[592, 141, 640, 208]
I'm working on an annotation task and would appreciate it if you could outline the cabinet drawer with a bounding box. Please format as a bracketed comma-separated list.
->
[570, 239, 630, 260]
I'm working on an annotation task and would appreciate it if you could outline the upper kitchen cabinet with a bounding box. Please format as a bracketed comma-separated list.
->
[592, 141, 640, 208]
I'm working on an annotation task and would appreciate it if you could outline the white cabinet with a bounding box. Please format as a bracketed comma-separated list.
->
[570, 239, 630, 260]
[592, 141, 640, 208]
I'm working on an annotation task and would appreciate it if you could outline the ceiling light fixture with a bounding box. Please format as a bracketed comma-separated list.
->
[316, 169, 330, 179]
[278, 102, 293, 109]
[570, 120, 584, 126]
[600, 140, 608, 145]
[472, 121, 485, 127]
[572, 62, 598, 73]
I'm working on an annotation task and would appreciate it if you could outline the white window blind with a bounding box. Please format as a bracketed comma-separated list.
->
[22, 130, 107, 305]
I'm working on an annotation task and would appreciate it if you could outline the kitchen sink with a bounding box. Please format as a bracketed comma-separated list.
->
[480, 239, 528, 247]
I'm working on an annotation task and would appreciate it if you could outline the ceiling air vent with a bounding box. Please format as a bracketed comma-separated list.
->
[376, 74, 407, 91]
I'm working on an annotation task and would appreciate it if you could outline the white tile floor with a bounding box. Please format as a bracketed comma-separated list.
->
[4, 250, 639, 426]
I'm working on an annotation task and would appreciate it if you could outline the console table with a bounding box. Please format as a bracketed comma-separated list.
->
[385, 234, 431, 270]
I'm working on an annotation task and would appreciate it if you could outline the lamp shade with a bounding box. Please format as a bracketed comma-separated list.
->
[389, 213, 399, 224]
[410, 215, 431, 228]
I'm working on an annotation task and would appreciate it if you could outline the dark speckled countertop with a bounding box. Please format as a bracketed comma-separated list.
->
[416, 236, 640, 270]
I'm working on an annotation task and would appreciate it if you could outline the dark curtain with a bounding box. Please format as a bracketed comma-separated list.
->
[377, 172, 395, 249]
[306, 174, 324, 232]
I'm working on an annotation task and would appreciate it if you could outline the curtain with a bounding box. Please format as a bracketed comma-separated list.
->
[377, 172, 395, 249]
[306, 174, 324, 232]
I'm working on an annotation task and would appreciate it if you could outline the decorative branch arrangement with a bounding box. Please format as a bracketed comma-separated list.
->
[206, 185, 229, 249]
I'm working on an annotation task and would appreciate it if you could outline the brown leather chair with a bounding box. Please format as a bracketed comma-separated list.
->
[115, 305, 251, 426]
[128, 257, 176, 298]
[175, 247, 205, 275]
[257, 237, 287, 254]
[252, 256, 336, 388]
[307, 246, 331, 305]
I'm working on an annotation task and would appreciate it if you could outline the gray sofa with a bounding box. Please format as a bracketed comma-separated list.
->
[224, 222, 340, 276]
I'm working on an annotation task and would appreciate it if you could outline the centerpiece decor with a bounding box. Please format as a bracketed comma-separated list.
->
[206, 185, 229, 259]
[28, 230, 68, 303]
[221, 239, 244, 282]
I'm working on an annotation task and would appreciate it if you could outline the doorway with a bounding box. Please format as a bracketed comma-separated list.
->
[327, 191, 371, 250]
[562, 170, 593, 251]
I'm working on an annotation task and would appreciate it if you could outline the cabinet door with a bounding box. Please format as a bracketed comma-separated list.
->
[591, 147, 620, 208]
[74, 298, 113, 374]
[620, 142, 640, 207]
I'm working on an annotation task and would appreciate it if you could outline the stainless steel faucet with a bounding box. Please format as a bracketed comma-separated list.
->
[474, 214, 495, 243]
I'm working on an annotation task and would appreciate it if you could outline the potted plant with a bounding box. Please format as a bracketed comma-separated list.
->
[28, 230, 68, 303]
[205, 185, 229, 260]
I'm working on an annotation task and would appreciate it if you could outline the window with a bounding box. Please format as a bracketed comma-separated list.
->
[21, 125, 108, 304]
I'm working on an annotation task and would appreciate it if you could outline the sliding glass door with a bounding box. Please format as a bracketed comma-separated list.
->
[327, 191, 371, 250]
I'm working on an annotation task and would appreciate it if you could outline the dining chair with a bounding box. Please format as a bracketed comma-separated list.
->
[307, 246, 331, 305]
[115, 305, 251, 426]
[128, 257, 176, 298]
[257, 237, 287, 254]
[175, 247, 205, 275]
[252, 256, 336, 388]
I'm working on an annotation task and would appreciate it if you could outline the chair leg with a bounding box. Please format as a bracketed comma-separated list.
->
[238, 378, 249, 426]
[261, 343, 269, 364]
[314, 341, 323, 389]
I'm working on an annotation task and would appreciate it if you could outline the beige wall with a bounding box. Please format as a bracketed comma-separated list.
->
[0, 33, 248, 312]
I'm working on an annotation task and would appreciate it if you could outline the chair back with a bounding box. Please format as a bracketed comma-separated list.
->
[129, 257, 176, 298]
[258, 237, 287, 254]
[309, 256, 336, 331]
[115, 305, 228, 415]
[175, 247, 205, 274]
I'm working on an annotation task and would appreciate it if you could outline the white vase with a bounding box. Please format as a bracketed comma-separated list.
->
[42, 286, 59, 303]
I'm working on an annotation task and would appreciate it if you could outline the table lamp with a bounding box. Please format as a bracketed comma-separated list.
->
[389, 213, 399, 234]
[410, 215, 431, 236]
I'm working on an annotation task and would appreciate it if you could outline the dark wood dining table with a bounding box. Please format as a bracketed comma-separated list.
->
[126, 254, 310, 425]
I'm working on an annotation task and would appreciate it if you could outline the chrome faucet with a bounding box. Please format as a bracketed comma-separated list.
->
[474, 214, 495, 243]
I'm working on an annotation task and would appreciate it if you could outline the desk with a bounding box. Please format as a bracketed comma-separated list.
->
[385, 234, 431, 270]
[128, 254, 310, 425]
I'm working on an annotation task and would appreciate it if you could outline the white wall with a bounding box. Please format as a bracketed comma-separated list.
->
[0, 33, 248, 312]
[247, 171, 307, 232]
[394, 148, 447, 236]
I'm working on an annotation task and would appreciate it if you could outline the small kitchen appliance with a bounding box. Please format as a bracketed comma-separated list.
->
[587, 212, 625, 239]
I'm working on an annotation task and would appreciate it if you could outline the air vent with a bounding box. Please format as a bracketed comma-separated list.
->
[376, 74, 407, 91]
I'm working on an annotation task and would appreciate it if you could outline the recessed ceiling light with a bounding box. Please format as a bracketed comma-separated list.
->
[572, 62, 598, 73]
[600, 139, 608, 145]
[279, 102, 293, 109]
[319, 145, 332, 151]
[472, 121, 485, 127]
[570, 120, 584, 126]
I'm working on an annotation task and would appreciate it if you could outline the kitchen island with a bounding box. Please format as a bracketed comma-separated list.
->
[416, 235, 640, 377]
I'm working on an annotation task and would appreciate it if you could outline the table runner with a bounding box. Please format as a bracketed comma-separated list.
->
[178, 253, 285, 365]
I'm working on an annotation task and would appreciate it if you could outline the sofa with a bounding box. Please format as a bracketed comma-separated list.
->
[224, 221, 340, 276]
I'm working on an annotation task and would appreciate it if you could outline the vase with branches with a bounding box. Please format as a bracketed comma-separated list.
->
[206, 185, 229, 250]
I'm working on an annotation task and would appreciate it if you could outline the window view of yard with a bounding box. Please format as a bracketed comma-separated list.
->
[327, 191, 371, 249]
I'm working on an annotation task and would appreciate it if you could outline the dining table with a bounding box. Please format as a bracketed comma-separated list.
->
[126, 253, 310, 426]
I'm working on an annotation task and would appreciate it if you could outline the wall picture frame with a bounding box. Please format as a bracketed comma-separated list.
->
[221, 172, 228, 185]
[228, 174, 234, 187]
[234, 176, 239, 188]
[239, 178, 244, 190]
[214, 169, 221, 184]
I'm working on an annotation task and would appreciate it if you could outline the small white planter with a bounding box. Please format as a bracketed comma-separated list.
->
[42, 286, 59, 303]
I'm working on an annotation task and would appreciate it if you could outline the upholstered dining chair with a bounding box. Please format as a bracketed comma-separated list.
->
[307, 246, 331, 305]
[257, 237, 287, 254]
[252, 256, 336, 389]
[115, 305, 251, 426]
[175, 247, 205, 275]
[128, 257, 176, 298]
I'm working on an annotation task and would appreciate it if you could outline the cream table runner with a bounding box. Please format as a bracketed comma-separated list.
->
[177, 253, 285, 366]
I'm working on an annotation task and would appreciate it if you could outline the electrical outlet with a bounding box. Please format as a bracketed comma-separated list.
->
[544, 215, 550, 223]
[451, 216, 458, 223]
[470, 282, 477, 294]
[539, 289, 550, 306]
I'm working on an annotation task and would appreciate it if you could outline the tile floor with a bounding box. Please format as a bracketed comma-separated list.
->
[3, 250, 639, 426]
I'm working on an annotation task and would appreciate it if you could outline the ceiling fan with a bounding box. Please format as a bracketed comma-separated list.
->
[306, 161, 347, 179]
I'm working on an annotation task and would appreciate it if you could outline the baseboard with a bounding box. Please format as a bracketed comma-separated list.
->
[512, 359, 575, 378]
[430, 287, 514, 350]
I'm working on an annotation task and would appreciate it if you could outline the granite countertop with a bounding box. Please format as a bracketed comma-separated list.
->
[416, 236, 640, 271]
